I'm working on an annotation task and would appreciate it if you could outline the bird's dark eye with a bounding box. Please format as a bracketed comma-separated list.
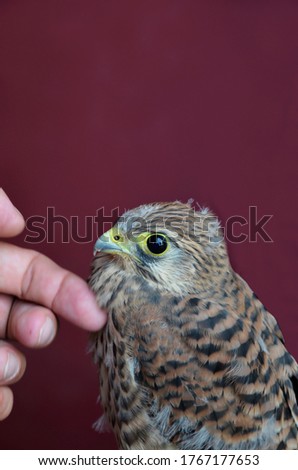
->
[146, 234, 168, 255]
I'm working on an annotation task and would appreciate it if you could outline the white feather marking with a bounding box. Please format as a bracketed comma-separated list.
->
[153, 406, 171, 434]
[127, 359, 134, 378]
[258, 336, 269, 354]
[200, 206, 210, 215]
[103, 342, 114, 368]
[93, 414, 110, 433]
[166, 416, 196, 439]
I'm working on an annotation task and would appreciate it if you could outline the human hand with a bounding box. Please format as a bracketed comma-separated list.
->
[0, 188, 106, 420]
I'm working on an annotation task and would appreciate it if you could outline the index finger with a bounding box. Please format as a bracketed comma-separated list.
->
[0, 189, 25, 237]
[0, 242, 106, 331]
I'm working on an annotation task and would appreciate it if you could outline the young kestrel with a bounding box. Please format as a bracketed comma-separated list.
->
[89, 201, 298, 449]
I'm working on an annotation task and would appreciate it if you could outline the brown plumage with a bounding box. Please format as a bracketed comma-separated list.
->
[89, 201, 298, 449]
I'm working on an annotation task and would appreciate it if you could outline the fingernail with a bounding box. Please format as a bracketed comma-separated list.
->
[38, 317, 56, 346]
[4, 353, 20, 381]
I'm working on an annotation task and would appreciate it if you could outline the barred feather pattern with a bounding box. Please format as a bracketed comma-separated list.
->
[89, 202, 298, 449]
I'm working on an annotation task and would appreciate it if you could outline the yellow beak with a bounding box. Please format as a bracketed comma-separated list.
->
[93, 228, 129, 256]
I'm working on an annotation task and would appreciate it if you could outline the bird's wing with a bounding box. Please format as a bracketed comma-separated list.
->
[134, 283, 298, 449]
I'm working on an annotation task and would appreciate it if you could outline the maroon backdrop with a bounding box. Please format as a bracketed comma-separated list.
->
[0, 0, 297, 449]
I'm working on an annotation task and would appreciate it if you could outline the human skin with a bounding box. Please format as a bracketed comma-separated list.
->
[0, 188, 106, 420]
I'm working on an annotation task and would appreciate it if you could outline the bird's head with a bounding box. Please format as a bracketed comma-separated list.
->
[93, 201, 230, 295]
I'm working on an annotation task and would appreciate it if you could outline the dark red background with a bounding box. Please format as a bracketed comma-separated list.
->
[0, 0, 297, 449]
